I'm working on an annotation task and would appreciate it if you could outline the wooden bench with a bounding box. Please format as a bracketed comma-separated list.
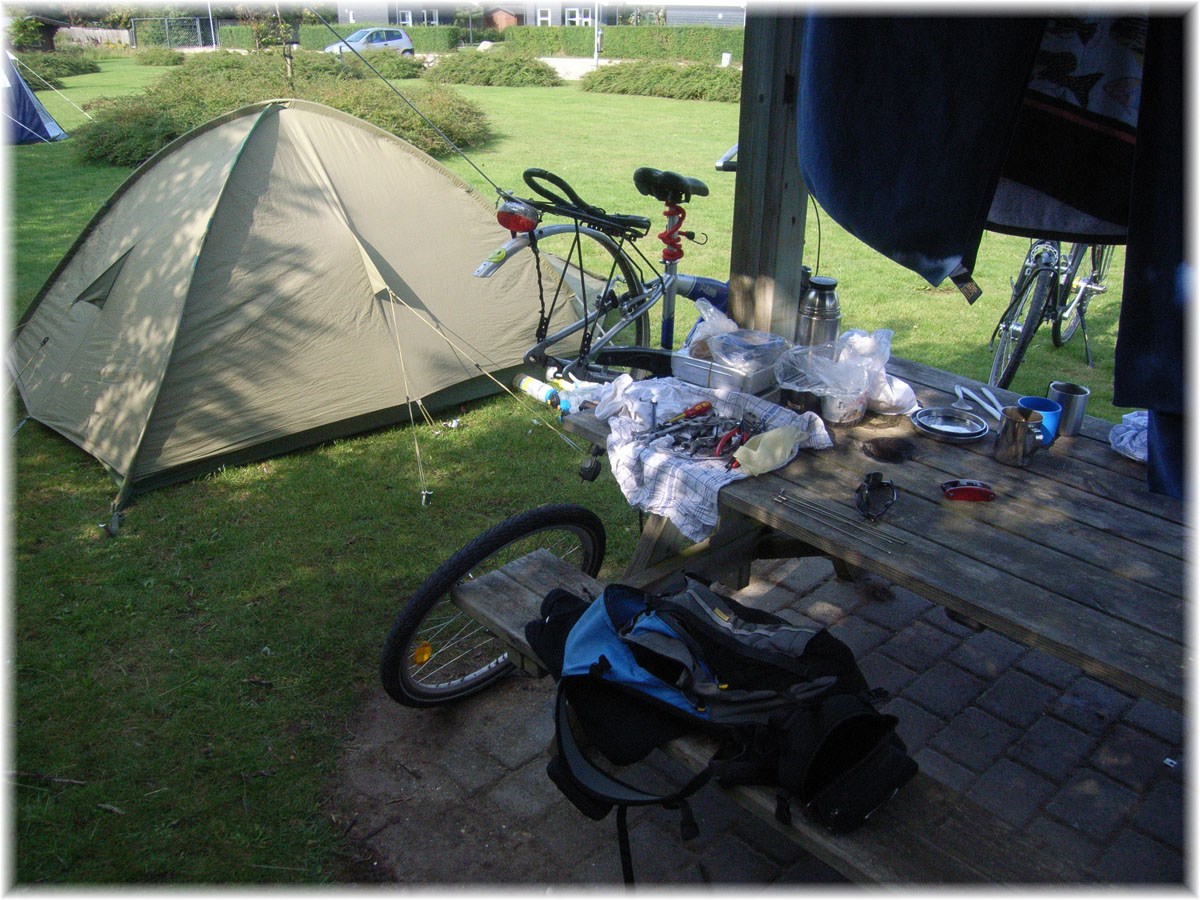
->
[452, 549, 1097, 884]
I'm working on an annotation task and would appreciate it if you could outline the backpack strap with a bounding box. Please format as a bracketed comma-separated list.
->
[548, 685, 713, 884]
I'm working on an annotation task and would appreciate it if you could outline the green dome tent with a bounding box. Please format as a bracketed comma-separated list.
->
[11, 99, 568, 514]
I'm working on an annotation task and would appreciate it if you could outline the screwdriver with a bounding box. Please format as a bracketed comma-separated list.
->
[664, 401, 713, 424]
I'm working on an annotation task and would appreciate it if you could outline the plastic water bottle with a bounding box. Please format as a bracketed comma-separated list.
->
[514, 374, 560, 408]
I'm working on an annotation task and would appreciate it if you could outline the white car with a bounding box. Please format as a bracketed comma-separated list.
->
[324, 27, 415, 56]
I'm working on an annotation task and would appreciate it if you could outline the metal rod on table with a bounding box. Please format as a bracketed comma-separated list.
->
[773, 490, 907, 553]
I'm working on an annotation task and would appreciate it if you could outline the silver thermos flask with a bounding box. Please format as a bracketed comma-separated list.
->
[795, 273, 842, 348]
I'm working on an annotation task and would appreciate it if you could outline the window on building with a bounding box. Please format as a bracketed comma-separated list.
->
[564, 8, 593, 26]
[537, 8, 552, 26]
[426, 9, 439, 25]
[397, 10, 412, 25]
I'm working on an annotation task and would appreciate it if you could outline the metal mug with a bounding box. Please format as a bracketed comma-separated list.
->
[1048, 381, 1090, 436]
[994, 406, 1045, 467]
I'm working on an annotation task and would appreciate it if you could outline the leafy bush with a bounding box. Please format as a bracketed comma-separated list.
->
[505, 25, 744, 63]
[349, 49, 426, 79]
[73, 49, 490, 167]
[12, 47, 101, 82]
[581, 61, 740, 102]
[135, 47, 185, 66]
[6, 15, 43, 49]
[424, 50, 560, 87]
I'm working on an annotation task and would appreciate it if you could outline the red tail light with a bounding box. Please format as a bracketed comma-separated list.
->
[496, 199, 540, 233]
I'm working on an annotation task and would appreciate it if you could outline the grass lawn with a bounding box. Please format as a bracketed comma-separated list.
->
[10, 61, 1134, 884]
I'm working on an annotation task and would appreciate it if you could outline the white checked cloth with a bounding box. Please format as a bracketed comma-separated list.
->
[597, 377, 833, 542]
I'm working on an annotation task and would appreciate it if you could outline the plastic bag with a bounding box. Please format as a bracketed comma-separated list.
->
[685, 299, 739, 356]
[1109, 410, 1148, 462]
[708, 329, 790, 373]
[774, 330, 917, 415]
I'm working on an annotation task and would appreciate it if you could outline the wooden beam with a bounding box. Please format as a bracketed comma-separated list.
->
[728, 12, 807, 340]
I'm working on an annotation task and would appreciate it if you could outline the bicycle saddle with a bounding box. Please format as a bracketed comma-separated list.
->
[633, 167, 709, 203]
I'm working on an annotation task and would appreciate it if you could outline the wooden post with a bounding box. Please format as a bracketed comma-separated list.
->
[728, 12, 807, 340]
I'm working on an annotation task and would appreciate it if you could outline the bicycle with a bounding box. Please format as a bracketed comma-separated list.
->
[988, 239, 1114, 389]
[473, 166, 729, 383]
[380, 504, 606, 707]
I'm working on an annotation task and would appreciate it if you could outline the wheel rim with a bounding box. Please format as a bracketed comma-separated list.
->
[399, 522, 599, 698]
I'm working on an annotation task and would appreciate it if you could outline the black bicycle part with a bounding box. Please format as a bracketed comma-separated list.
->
[633, 167, 709, 203]
[990, 252, 1054, 389]
[854, 472, 897, 521]
[380, 505, 606, 707]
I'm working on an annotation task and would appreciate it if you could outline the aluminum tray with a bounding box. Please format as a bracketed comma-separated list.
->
[910, 407, 990, 443]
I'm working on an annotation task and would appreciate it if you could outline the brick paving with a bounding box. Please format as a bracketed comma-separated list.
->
[331, 554, 1185, 885]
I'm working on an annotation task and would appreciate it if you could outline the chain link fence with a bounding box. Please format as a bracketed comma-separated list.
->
[130, 17, 218, 49]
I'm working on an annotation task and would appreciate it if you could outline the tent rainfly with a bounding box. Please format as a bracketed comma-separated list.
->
[4, 51, 67, 144]
[11, 99, 571, 512]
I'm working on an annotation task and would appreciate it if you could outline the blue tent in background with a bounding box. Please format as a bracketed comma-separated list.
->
[4, 52, 67, 144]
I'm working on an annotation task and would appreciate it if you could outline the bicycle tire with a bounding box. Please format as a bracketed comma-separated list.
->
[1053, 244, 1113, 346]
[990, 268, 1052, 389]
[527, 228, 652, 381]
[380, 504, 606, 708]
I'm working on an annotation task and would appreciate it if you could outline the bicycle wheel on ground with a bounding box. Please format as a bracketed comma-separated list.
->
[526, 226, 655, 381]
[380, 504, 606, 708]
[1052, 244, 1113, 347]
[990, 268, 1053, 389]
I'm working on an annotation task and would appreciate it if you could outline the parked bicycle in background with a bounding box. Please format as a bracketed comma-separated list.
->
[989, 239, 1114, 389]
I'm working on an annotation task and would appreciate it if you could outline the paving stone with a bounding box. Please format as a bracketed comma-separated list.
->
[796, 579, 865, 626]
[684, 781, 743, 836]
[1050, 677, 1133, 734]
[484, 758, 564, 821]
[948, 629, 1026, 678]
[928, 706, 1018, 772]
[1045, 769, 1139, 842]
[878, 620, 961, 671]
[882, 696, 942, 755]
[854, 583, 933, 629]
[975, 668, 1059, 729]
[620, 816, 701, 883]
[477, 707, 556, 770]
[691, 831, 780, 883]
[913, 747, 976, 793]
[773, 853, 849, 884]
[1026, 814, 1102, 870]
[966, 758, 1055, 827]
[731, 814, 807, 867]
[904, 661, 987, 719]
[858, 650, 917, 698]
[1010, 716, 1097, 782]
[827, 615, 890, 657]
[1016, 648, 1080, 688]
[1091, 827, 1184, 883]
[921, 605, 979, 637]
[1090, 723, 1173, 793]
[1132, 780, 1184, 849]
[441, 742, 509, 796]
[1122, 697, 1185, 746]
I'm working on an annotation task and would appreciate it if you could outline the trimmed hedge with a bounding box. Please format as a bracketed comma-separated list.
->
[424, 51, 560, 87]
[581, 61, 740, 102]
[220, 23, 461, 52]
[505, 25, 743, 63]
[73, 49, 489, 167]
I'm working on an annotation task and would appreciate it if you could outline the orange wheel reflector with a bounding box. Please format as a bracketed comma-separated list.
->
[412, 641, 433, 665]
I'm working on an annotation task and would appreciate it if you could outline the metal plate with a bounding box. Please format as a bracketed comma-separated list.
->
[910, 407, 990, 443]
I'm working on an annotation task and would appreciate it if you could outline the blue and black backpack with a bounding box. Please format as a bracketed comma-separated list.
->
[526, 574, 917, 883]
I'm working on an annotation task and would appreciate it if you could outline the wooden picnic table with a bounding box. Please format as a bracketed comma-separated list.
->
[562, 356, 1186, 712]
